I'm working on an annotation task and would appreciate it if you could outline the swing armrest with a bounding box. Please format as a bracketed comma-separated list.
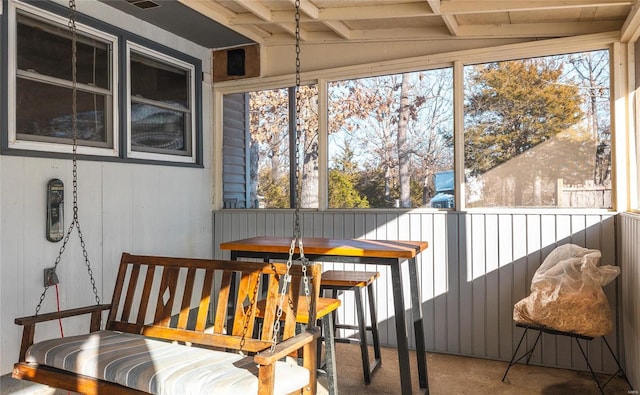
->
[15, 304, 111, 326]
[15, 304, 111, 362]
[253, 327, 320, 365]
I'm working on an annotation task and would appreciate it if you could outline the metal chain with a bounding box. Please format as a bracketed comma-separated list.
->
[271, 0, 312, 351]
[34, 0, 101, 317]
[293, 0, 310, 311]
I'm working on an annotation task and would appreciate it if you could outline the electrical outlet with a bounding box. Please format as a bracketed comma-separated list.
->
[44, 267, 59, 287]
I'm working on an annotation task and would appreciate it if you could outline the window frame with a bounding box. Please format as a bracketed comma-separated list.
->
[326, 68, 455, 210]
[216, 34, 621, 211]
[461, 50, 613, 209]
[222, 86, 316, 209]
[4, 0, 204, 167]
[125, 41, 197, 164]
[7, 0, 119, 157]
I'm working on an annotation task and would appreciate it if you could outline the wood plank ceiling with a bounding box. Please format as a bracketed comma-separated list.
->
[176, 0, 640, 46]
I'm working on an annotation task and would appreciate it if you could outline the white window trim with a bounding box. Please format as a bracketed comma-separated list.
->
[126, 41, 197, 164]
[8, 0, 119, 157]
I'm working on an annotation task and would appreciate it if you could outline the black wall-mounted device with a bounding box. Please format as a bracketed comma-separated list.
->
[46, 179, 64, 242]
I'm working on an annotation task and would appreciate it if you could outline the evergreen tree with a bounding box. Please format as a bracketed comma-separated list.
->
[464, 59, 583, 175]
[328, 143, 369, 208]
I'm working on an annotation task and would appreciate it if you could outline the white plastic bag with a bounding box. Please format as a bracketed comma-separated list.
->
[513, 244, 620, 337]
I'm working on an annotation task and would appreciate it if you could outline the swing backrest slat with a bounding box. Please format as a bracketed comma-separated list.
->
[119, 264, 140, 322]
[177, 267, 196, 330]
[213, 270, 233, 334]
[104, 253, 320, 352]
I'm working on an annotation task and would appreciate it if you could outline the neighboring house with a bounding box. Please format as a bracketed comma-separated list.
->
[469, 131, 597, 207]
[0, 1, 639, 390]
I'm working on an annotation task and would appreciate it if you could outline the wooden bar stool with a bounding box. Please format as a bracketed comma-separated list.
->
[320, 270, 382, 384]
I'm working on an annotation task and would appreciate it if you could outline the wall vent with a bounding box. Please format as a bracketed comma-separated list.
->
[125, 0, 160, 10]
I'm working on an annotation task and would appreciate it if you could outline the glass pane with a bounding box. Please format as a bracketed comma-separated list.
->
[131, 103, 186, 152]
[297, 85, 319, 209]
[328, 68, 454, 208]
[130, 52, 189, 107]
[464, 50, 611, 208]
[16, 78, 107, 144]
[249, 88, 290, 208]
[17, 14, 110, 89]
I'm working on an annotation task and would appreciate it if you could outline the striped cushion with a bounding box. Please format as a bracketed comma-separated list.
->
[25, 330, 309, 395]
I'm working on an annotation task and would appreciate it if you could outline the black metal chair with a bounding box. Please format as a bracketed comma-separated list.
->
[502, 323, 634, 394]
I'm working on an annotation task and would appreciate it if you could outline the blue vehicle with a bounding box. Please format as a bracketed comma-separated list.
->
[429, 170, 454, 208]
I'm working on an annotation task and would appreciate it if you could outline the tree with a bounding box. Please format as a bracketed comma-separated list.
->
[356, 165, 395, 208]
[250, 85, 319, 209]
[398, 73, 411, 207]
[257, 167, 289, 208]
[328, 69, 453, 208]
[328, 142, 369, 208]
[297, 85, 319, 208]
[464, 59, 584, 175]
[567, 50, 611, 185]
[250, 88, 289, 207]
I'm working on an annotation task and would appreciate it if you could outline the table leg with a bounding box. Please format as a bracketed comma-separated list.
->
[408, 257, 429, 392]
[390, 261, 413, 395]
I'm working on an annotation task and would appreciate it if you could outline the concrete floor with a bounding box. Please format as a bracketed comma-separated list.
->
[327, 343, 634, 395]
[2, 343, 634, 394]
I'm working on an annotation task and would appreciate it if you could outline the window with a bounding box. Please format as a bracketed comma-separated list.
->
[127, 43, 196, 163]
[222, 85, 318, 208]
[463, 50, 611, 208]
[7, 1, 202, 165]
[220, 49, 613, 211]
[327, 68, 454, 209]
[10, 5, 116, 155]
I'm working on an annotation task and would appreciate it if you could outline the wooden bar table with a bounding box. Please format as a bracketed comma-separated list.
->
[220, 236, 430, 395]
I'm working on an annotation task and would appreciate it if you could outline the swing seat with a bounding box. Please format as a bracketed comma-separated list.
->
[13, 253, 322, 395]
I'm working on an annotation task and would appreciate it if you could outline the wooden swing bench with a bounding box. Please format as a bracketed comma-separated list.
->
[13, 253, 321, 395]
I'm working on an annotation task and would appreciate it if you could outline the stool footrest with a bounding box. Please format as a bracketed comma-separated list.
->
[335, 323, 374, 331]
[335, 338, 361, 345]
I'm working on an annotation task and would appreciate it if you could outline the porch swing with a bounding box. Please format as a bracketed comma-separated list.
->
[12, 1, 321, 394]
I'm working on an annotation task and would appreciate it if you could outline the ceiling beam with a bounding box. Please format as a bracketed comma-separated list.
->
[293, 0, 319, 19]
[232, 5, 434, 25]
[261, 19, 623, 45]
[262, 26, 453, 45]
[427, 0, 440, 14]
[620, 1, 640, 42]
[442, 15, 461, 37]
[427, 0, 460, 36]
[227, 1, 631, 26]
[177, 0, 269, 43]
[456, 20, 623, 38]
[323, 20, 352, 40]
[180, 0, 630, 46]
[231, 0, 272, 22]
[285, 0, 351, 40]
[440, 0, 632, 15]
[319, 3, 435, 20]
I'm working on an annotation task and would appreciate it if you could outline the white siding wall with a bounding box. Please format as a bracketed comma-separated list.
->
[620, 213, 640, 388]
[0, 1, 214, 375]
[213, 210, 624, 373]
